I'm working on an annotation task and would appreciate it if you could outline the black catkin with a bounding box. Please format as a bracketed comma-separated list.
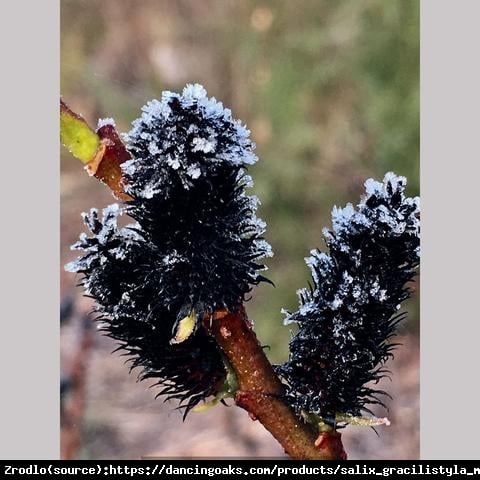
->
[277, 173, 420, 425]
[66, 84, 272, 413]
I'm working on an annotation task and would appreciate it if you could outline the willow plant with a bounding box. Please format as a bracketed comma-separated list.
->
[61, 84, 420, 460]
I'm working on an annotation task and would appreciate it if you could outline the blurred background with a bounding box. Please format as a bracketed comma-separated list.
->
[61, 0, 419, 459]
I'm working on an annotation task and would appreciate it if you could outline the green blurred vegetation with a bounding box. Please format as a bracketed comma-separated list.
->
[61, 0, 419, 362]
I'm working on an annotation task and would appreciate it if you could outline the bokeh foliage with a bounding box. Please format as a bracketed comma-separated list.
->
[61, 0, 418, 362]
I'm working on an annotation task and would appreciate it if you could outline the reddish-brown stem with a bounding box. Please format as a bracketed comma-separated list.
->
[207, 308, 346, 460]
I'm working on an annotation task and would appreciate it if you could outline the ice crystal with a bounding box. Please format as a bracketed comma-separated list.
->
[97, 117, 116, 129]
[122, 83, 258, 196]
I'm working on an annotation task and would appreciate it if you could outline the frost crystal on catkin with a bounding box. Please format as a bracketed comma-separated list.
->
[122, 83, 258, 197]
[277, 173, 420, 424]
[66, 84, 272, 413]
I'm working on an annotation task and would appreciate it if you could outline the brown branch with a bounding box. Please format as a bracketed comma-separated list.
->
[208, 308, 346, 460]
[90, 122, 132, 201]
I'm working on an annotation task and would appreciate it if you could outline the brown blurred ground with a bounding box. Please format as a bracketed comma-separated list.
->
[61, 0, 419, 459]
[61, 315, 418, 459]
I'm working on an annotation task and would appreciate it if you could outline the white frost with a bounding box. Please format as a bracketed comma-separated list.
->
[186, 164, 202, 179]
[183, 83, 208, 99]
[331, 296, 343, 310]
[191, 136, 217, 154]
[97, 117, 116, 129]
